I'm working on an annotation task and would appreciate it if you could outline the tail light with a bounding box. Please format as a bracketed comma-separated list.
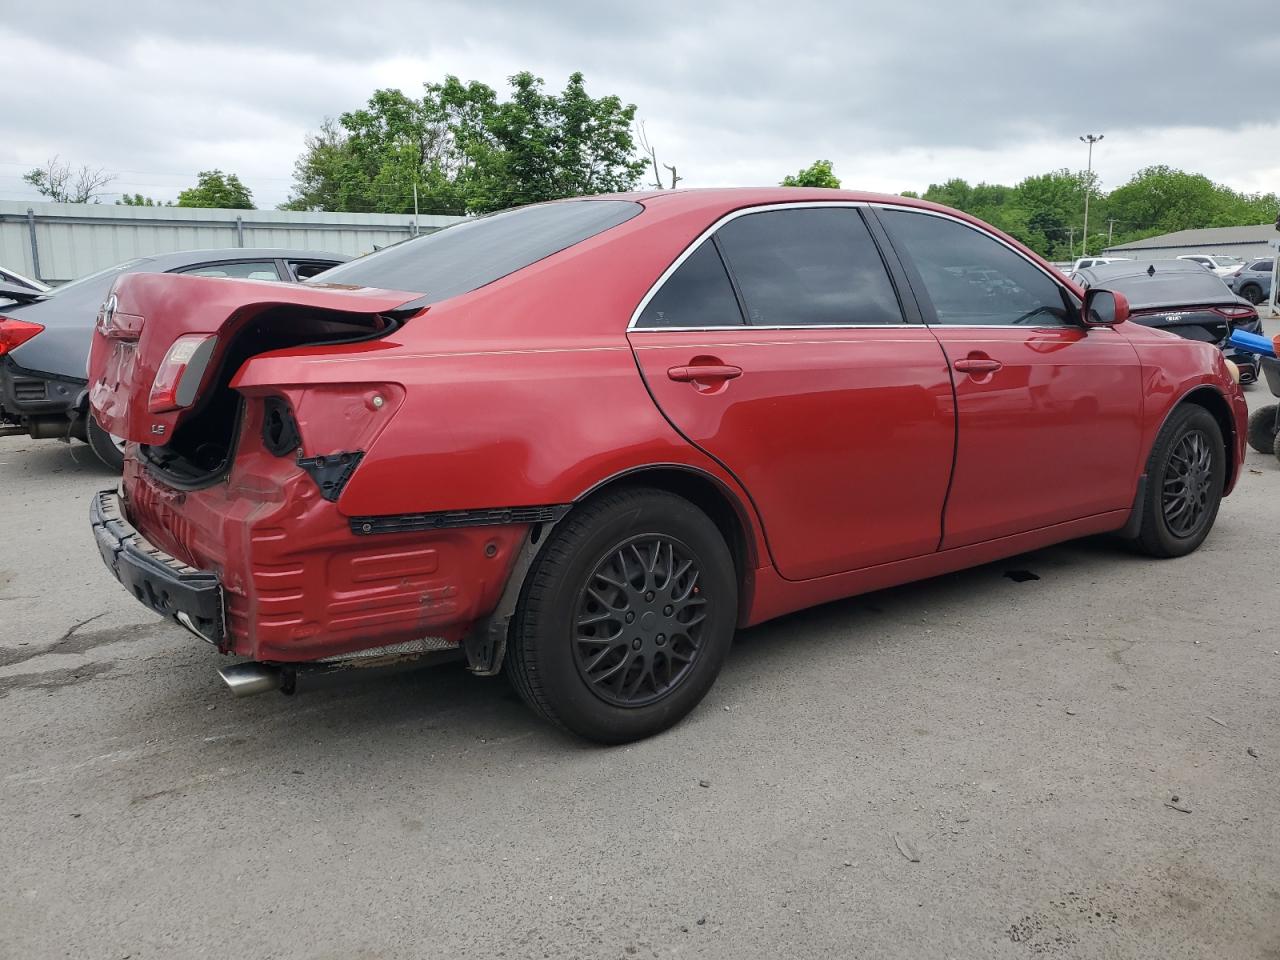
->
[148, 334, 218, 413]
[1213, 305, 1256, 321]
[0, 317, 44, 355]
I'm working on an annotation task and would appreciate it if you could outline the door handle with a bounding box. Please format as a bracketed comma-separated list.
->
[667, 364, 743, 382]
[952, 357, 1003, 375]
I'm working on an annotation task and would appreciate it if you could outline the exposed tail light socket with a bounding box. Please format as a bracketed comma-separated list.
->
[0, 317, 44, 356]
[149, 334, 218, 413]
[262, 397, 302, 457]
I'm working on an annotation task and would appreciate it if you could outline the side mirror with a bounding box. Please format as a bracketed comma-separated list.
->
[1083, 288, 1129, 326]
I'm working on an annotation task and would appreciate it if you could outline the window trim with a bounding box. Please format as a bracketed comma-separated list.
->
[629, 200, 911, 332]
[868, 202, 1084, 329]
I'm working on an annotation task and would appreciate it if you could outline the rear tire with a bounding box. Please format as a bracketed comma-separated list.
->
[1130, 405, 1225, 558]
[506, 488, 737, 744]
[86, 414, 125, 472]
[1248, 404, 1279, 454]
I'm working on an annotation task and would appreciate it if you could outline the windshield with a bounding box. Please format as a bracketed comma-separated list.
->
[311, 200, 643, 301]
[1210, 256, 1243, 267]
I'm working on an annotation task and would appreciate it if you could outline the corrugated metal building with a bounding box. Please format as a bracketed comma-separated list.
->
[0, 201, 465, 284]
[1102, 223, 1279, 260]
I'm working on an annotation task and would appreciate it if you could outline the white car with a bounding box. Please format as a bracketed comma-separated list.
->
[0, 265, 50, 293]
[1176, 254, 1245, 278]
[1071, 256, 1132, 272]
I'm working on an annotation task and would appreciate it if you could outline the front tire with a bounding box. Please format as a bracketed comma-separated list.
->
[86, 413, 126, 472]
[506, 488, 737, 744]
[1239, 284, 1264, 305]
[1130, 404, 1225, 558]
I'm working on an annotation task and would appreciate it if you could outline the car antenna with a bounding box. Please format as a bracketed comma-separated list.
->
[1147, 264, 1156, 277]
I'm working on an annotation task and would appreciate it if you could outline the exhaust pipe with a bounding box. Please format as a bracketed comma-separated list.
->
[217, 661, 282, 697]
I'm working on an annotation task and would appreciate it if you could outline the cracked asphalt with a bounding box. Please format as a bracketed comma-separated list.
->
[3, 320, 1279, 959]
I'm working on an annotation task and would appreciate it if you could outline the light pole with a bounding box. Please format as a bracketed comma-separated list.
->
[1079, 134, 1103, 257]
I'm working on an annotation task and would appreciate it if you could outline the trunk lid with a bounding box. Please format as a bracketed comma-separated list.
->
[89, 273, 421, 443]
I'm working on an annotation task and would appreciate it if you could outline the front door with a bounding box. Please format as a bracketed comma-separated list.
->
[875, 207, 1144, 549]
[628, 205, 956, 581]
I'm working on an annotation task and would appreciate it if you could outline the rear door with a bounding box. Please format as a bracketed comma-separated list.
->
[628, 204, 955, 581]
[874, 206, 1144, 549]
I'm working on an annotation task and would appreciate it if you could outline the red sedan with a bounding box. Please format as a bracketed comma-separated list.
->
[87, 189, 1247, 742]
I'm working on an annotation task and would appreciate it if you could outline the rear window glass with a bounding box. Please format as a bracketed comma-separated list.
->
[1101, 270, 1233, 306]
[637, 242, 744, 328]
[312, 200, 642, 301]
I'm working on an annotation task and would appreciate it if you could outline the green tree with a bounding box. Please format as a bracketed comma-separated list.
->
[176, 170, 254, 209]
[780, 160, 840, 189]
[116, 193, 168, 206]
[1105, 165, 1279, 245]
[284, 72, 647, 215]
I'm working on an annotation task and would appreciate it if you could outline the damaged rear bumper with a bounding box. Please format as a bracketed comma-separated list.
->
[90, 489, 226, 646]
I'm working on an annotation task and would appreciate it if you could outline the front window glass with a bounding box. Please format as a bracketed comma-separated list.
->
[880, 210, 1073, 326]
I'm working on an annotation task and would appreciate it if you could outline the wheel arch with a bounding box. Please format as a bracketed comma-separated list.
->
[574, 464, 761, 624]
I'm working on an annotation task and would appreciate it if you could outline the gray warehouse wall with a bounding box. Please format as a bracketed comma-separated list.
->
[0, 201, 465, 284]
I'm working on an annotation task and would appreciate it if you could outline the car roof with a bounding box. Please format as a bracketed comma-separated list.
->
[588, 187, 1068, 280]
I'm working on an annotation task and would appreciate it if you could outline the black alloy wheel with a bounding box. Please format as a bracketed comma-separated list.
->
[506, 487, 737, 744]
[572, 535, 707, 708]
[1129, 404, 1225, 558]
[1160, 429, 1213, 538]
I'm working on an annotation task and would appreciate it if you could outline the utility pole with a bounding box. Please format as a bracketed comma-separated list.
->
[413, 183, 419, 237]
[1107, 218, 1117, 248]
[1079, 134, 1103, 257]
[1067, 226, 1076, 259]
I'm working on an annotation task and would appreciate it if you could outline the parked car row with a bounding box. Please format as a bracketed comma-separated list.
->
[83, 189, 1247, 743]
[1071, 258, 1266, 383]
[1177, 253, 1245, 278]
[0, 249, 347, 469]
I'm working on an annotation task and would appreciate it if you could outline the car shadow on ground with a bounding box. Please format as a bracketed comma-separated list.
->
[110, 534, 1138, 761]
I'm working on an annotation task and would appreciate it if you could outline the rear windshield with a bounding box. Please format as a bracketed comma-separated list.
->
[1100, 270, 1233, 307]
[312, 199, 643, 301]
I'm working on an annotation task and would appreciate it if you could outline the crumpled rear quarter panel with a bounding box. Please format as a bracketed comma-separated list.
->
[122, 401, 525, 662]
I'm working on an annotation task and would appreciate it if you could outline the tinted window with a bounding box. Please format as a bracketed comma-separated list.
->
[1094, 270, 1234, 309]
[1250, 260, 1272, 272]
[711, 208, 903, 326]
[314, 200, 642, 302]
[178, 261, 280, 281]
[637, 242, 743, 328]
[881, 210, 1073, 326]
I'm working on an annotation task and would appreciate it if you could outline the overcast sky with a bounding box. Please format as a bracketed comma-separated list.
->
[3, 0, 1278, 210]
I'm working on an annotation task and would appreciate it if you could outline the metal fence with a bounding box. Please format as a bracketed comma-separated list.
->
[0, 201, 465, 285]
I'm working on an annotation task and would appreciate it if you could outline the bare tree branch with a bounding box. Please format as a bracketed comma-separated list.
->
[23, 155, 116, 203]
